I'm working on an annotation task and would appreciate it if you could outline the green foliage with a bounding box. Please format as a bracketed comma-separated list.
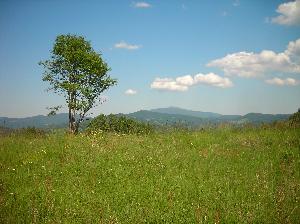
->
[39, 34, 117, 133]
[13, 127, 46, 137]
[288, 109, 300, 127]
[1, 128, 299, 223]
[46, 106, 62, 116]
[87, 114, 153, 134]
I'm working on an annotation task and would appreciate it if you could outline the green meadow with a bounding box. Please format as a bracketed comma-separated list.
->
[1, 127, 299, 223]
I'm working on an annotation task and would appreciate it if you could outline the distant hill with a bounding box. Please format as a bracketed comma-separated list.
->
[213, 115, 242, 122]
[241, 113, 290, 124]
[125, 110, 207, 126]
[0, 108, 291, 129]
[125, 108, 291, 127]
[150, 107, 221, 119]
[0, 114, 70, 129]
[212, 113, 290, 125]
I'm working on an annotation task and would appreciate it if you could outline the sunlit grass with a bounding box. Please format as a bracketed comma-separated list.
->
[0, 128, 299, 223]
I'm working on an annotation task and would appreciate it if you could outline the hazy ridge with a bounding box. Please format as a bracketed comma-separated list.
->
[0, 107, 291, 129]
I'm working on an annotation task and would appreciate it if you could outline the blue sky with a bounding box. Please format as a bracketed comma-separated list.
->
[0, 0, 300, 117]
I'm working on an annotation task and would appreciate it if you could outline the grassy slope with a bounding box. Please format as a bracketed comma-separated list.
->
[0, 128, 299, 223]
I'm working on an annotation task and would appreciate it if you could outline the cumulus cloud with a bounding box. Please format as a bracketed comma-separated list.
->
[271, 0, 300, 26]
[150, 73, 233, 91]
[265, 77, 300, 86]
[133, 2, 151, 8]
[207, 38, 300, 77]
[125, 89, 137, 95]
[176, 75, 194, 86]
[285, 38, 300, 63]
[114, 41, 141, 50]
[151, 78, 189, 91]
[233, 0, 240, 7]
[194, 73, 233, 88]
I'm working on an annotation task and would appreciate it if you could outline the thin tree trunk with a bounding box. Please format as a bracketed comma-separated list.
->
[68, 108, 72, 133]
[73, 93, 78, 134]
[68, 91, 78, 134]
[72, 108, 77, 134]
[69, 92, 76, 134]
[68, 93, 72, 133]
[69, 71, 78, 134]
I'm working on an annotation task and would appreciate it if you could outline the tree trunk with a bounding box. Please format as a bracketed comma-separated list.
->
[68, 108, 76, 134]
[68, 104, 72, 133]
[72, 108, 78, 134]
[68, 93, 77, 134]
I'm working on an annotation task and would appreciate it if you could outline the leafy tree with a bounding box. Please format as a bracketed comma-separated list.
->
[288, 109, 300, 127]
[87, 114, 153, 134]
[39, 34, 117, 134]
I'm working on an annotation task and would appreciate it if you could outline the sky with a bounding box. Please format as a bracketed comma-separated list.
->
[0, 0, 300, 117]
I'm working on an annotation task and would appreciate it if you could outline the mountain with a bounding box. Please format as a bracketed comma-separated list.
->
[125, 108, 291, 127]
[151, 107, 221, 119]
[214, 115, 242, 122]
[240, 113, 290, 124]
[125, 110, 207, 126]
[0, 114, 70, 129]
[0, 108, 292, 129]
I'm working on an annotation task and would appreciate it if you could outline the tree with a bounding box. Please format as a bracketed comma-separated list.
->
[288, 109, 300, 127]
[39, 34, 117, 134]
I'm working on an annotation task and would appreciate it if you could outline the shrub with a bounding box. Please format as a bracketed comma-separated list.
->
[288, 109, 300, 128]
[87, 114, 153, 134]
[11, 127, 47, 137]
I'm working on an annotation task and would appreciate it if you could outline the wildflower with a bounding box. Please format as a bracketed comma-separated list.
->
[12, 168, 15, 171]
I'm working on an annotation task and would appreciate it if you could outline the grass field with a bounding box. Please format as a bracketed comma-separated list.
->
[0, 127, 299, 223]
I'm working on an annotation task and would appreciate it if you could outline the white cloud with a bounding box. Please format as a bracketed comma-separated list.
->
[207, 38, 300, 77]
[125, 89, 137, 95]
[150, 73, 233, 91]
[114, 41, 141, 50]
[133, 2, 151, 8]
[194, 73, 233, 88]
[233, 0, 240, 7]
[271, 0, 300, 26]
[265, 77, 300, 86]
[151, 78, 189, 91]
[176, 75, 194, 86]
[285, 38, 300, 63]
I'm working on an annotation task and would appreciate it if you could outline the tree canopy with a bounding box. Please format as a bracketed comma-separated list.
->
[39, 34, 117, 133]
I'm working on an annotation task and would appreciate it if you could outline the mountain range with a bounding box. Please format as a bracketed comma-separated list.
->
[0, 107, 291, 129]
[125, 107, 290, 127]
[0, 113, 69, 129]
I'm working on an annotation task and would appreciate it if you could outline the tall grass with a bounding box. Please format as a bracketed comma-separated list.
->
[0, 127, 299, 223]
